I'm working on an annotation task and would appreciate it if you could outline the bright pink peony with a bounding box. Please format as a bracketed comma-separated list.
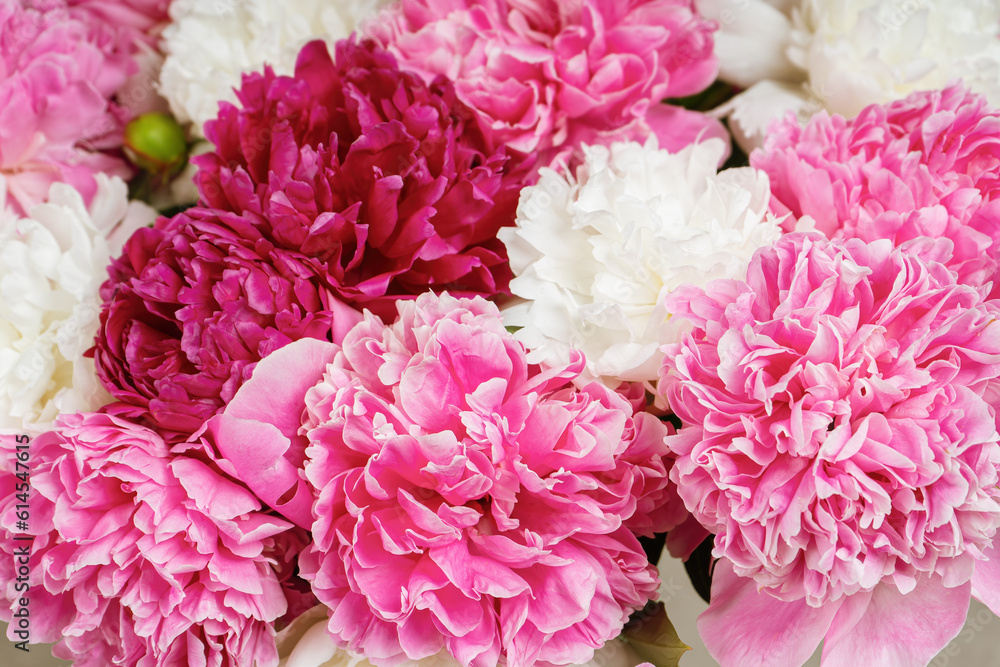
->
[752, 84, 1000, 298]
[659, 233, 1000, 665]
[215, 292, 676, 667]
[0, 416, 294, 666]
[0, 1, 137, 214]
[365, 0, 724, 174]
[91, 206, 359, 442]
[194, 38, 520, 319]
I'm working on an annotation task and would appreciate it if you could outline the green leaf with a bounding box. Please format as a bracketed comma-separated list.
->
[624, 602, 691, 667]
[504, 325, 523, 334]
[666, 81, 738, 112]
[684, 534, 715, 604]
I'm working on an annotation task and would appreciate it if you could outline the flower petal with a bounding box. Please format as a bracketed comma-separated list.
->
[972, 541, 1000, 616]
[821, 577, 971, 667]
[698, 559, 836, 667]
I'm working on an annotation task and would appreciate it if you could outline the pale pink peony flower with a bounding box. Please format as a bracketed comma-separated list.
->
[65, 0, 173, 117]
[213, 292, 677, 667]
[65, 0, 170, 50]
[0, 1, 158, 215]
[365, 0, 724, 176]
[0, 415, 295, 666]
[752, 83, 1000, 298]
[658, 232, 1000, 665]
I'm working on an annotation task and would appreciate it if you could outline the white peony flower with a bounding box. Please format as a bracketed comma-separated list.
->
[699, 0, 1000, 151]
[276, 607, 648, 667]
[0, 175, 157, 434]
[159, 0, 388, 137]
[498, 138, 782, 390]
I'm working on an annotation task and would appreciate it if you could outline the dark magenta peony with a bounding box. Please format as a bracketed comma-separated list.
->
[92, 208, 350, 441]
[93, 38, 525, 440]
[194, 38, 521, 318]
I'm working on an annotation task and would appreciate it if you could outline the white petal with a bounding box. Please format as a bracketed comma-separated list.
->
[697, 0, 801, 87]
[0, 178, 141, 433]
[159, 0, 389, 136]
[784, 0, 1000, 118]
[501, 138, 783, 387]
[715, 80, 813, 153]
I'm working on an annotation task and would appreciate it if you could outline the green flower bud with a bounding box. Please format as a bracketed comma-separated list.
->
[124, 112, 188, 174]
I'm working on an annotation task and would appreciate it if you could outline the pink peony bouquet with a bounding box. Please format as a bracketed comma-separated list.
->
[2, 1, 1000, 667]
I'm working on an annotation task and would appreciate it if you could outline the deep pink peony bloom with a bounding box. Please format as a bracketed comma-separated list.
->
[0, 1, 137, 214]
[91, 205, 359, 442]
[194, 38, 520, 319]
[0, 417, 294, 666]
[658, 233, 1000, 665]
[214, 292, 676, 667]
[752, 84, 1000, 298]
[365, 0, 724, 174]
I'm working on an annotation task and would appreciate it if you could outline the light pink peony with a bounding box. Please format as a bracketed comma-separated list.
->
[65, 0, 170, 50]
[752, 83, 1000, 298]
[658, 232, 1000, 665]
[214, 292, 677, 667]
[0, 416, 295, 666]
[0, 1, 149, 215]
[365, 0, 724, 175]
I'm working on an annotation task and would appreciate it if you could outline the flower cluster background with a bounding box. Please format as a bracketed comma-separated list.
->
[3, 1, 1000, 667]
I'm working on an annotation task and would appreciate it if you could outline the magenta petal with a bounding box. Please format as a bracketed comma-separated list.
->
[328, 294, 365, 345]
[971, 541, 1000, 616]
[822, 577, 971, 667]
[698, 559, 837, 667]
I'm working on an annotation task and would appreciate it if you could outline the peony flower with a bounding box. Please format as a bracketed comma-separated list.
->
[658, 232, 1000, 665]
[0, 1, 141, 215]
[752, 83, 1000, 299]
[365, 0, 725, 175]
[94, 37, 533, 442]
[91, 203, 355, 443]
[210, 292, 676, 667]
[62, 1, 173, 117]
[499, 137, 782, 389]
[66, 0, 170, 50]
[159, 0, 388, 136]
[193, 38, 520, 317]
[0, 175, 155, 435]
[0, 414, 295, 666]
[698, 0, 1000, 151]
[301, 293, 672, 667]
